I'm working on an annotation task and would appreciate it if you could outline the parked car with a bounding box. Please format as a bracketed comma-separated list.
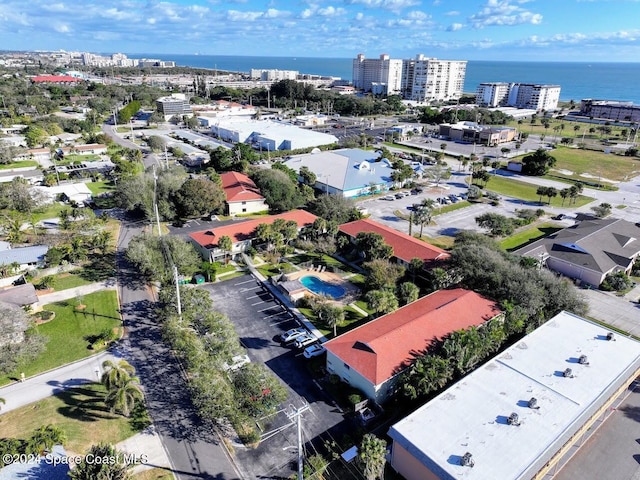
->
[303, 344, 326, 358]
[448, 194, 459, 203]
[381, 195, 395, 201]
[394, 193, 404, 199]
[293, 333, 317, 349]
[280, 328, 307, 344]
[459, 193, 468, 200]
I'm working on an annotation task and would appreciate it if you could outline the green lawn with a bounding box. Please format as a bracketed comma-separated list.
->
[506, 117, 630, 140]
[482, 175, 595, 207]
[0, 291, 121, 386]
[87, 181, 116, 195]
[31, 202, 67, 222]
[500, 222, 564, 251]
[415, 234, 456, 250]
[544, 146, 640, 182]
[56, 153, 102, 165]
[0, 160, 38, 170]
[434, 200, 471, 215]
[299, 304, 369, 339]
[50, 272, 94, 291]
[0, 383, 144, 454]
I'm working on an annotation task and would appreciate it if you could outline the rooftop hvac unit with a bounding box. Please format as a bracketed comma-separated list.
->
[579, 355, 589, 365]
[507, 412, 521, 426]
[563, 368, 573, 378]
[528, 397, 539, 410]
[607, 332, 615, 341]
[460, 452, 474, 468]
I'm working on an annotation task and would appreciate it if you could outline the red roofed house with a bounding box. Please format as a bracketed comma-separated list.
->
[189, 209, 317, 262]
[325, 288, 501, 404]
[31, 75, 82, 84]
[220, 171, 267, 216]
[339, 218, 450, 267]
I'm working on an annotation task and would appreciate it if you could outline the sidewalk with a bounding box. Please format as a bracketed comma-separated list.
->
[115, 426, 172, 475]
[36, 279, 117, 304]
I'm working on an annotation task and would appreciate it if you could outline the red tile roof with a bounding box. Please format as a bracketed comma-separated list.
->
[189, 209, 317, 248]
[220, 171, 265, 203]
[31, 75, 82, 83]
[339, 218, 450, 264]
[325, 288, 501, 385]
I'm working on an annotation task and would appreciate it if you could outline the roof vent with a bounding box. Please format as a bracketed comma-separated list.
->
[528, 397, 539, 410]
[460, 452, 474, 468]
[507, 412, 521, 426]
[563, 368, 573, 378]
[606, 332, 615, 341]
[579, 355, 589, 365]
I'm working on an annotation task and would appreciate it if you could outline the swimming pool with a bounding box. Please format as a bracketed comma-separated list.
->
[300, 275, 346, 299]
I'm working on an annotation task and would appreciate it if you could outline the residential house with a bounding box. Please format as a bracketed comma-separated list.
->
[338, 218, 450, 268]
[0, 245, 49, 270]
[0, 283, 40, 311]
[220, 171, 268, 216]
[514, 218, 640, 287]
[325, 288, 501, 404]
[189, 210, 317, 262]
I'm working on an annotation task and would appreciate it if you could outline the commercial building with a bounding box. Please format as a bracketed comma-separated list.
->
[189, 210, 317, 262]
[352, 54, 403, 95]
[338, 218, 449, 267]
[283, 148, 394, 198]
[249, 69, 298, 81]
[514, 218, 640, 287]
[476, 82, 561, 111]
[325, 288, 501, 404]
[579, 99, 640, 123]
[401, 55, 467, 103]
[388, 310, 640, 480]
[220, 171, 267, 216]
[439, 121, 517, 145]
[211, 118, 337, 151]
[156, 94, 192, 120]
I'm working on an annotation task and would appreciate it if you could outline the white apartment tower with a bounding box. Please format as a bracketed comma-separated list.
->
[352, 54, 403, 95]
[477, 82, 561, 111]
[401, 55, 467, 103]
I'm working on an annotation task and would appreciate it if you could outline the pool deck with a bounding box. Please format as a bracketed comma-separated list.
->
[285, 269, 359, 301]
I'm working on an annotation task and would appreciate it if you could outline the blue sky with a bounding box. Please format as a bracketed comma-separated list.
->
[0, 0, 639, 61]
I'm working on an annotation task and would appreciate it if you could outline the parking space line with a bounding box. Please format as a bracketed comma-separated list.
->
[236, 279, 255, 285]
[251, 301, 265, 306]
[258, 305, 281, 312]
[240, 287, 261, 293]
[246, 295, 261, 300]
[264, 312, 288, 319]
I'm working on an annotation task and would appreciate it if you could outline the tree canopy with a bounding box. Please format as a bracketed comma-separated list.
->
[522, 149, 556, 176]
[250, 168, 304, 212]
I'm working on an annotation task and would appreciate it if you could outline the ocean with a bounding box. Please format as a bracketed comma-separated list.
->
[132, 53, 640, 104]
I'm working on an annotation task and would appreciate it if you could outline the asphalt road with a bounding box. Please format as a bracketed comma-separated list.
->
[116, 216, 241, 480]
[202, 275, 353, 480]
[555, 382, 640, 480]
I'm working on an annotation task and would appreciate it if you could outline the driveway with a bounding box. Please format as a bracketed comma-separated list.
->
[201, 275, 353, 480]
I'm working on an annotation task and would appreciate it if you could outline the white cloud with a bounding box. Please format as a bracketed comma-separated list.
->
[444, 10, 460, 16]
[317, 6, 346, 16]
[226, 10, 264, 21]
[54, 23, 70, 33]
[468, 0, 543, 28]
[264, 8, 290, 18]
[447, 23, 463, 31]
[346, 0, 420, 12]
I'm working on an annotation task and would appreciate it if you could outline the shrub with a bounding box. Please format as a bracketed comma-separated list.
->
[348, 393, 362, 406]
[600, 271, 633, 292]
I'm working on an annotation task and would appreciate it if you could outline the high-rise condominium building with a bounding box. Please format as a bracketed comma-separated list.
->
[476, 82, 561, 111]
[401, 55, 467, 103]
[352, 54, 403, 95]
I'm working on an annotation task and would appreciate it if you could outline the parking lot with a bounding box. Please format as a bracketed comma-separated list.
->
[200, 274, 351, 479]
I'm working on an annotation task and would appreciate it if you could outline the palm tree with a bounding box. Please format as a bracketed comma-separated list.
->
[26, 425, 67, 455]
[358, 434, 387, 480]
[403, 355, 453, 399]
[408, 258, 424, 283]
[105, 377, 144, 417]
[201, 261, 218, 282]
[217, 235, 233, 264]
[101, 359, 135, 390]
[560, 188, 569, 206]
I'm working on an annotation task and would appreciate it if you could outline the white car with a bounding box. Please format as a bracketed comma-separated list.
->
[280, 328, 307, 344]
[303, 344, 326, 359]
[293, 333, 317, 349]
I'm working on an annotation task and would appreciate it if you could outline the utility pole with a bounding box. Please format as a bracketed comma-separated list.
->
[286, 403, 310, 480]
[152, 165, 162, 236]
[173, 265, 182, 318]
[164, 144, 169, 170]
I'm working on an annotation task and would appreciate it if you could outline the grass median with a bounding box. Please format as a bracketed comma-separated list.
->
[500, 223, 564, 251]
[481, 175, 595, 207]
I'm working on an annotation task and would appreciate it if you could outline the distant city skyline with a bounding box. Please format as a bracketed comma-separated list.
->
[1, 0, 639, 62]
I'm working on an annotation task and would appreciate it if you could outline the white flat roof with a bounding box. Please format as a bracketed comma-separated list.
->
[389, 311, 640, 480]
[215, 118, 338, 145]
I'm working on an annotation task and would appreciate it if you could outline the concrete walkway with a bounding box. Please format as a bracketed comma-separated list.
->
[115, 426, 172, 475]
[36, 279, 117, 305]
[581, 288, 640, 336]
